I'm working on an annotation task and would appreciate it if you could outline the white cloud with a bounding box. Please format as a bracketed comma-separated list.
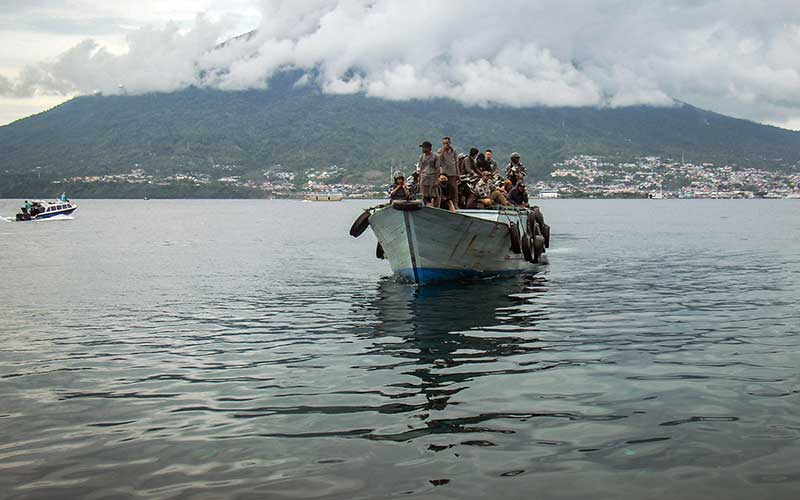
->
[4, 0, 800, 128]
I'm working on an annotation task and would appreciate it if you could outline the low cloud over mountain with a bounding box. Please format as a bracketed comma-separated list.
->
[4, 0, 800, 127]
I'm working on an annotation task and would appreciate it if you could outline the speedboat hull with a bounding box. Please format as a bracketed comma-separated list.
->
[14, 200, 77, 221]
[368, 205, 543, 285]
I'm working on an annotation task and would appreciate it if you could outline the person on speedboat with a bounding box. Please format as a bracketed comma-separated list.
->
[389, 172, 411, 201]
[505, 152, 527, 187]
[60, 192, 68, 202]
[22, 200, 31, 215]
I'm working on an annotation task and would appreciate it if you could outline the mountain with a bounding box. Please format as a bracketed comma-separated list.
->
[2, 71, 799, 197]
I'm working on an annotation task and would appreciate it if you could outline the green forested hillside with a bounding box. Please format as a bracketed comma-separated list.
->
[2, 71, 799, 196]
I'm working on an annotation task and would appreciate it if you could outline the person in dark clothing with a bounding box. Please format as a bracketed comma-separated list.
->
[509, 183, 529, 207]
[475, 152, 489, 174]
[505, 152, 527, 187]
[438, 137, 459, 210]
[408, 171, 420, 198]
[462, 148, 481, 177]
[389, 171, 411, 201]
[438, 174, 454, 209]
[485, 149, 499, 175]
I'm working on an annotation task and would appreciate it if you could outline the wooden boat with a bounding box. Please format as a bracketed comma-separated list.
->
[350, 201, 548, 285]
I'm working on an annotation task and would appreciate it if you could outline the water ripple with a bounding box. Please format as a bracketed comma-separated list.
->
[1, 199, 799, 499]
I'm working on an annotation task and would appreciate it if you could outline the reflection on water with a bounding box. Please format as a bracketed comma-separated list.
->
[360, 275, 550, 442]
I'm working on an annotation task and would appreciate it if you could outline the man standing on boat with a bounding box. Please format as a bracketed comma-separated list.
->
[505, 152, 527, 187]
[418, 141, 440, 208]
[438, 137, 459, 211]
[485, 149, 499, 176]
[462, 148, 481, 177]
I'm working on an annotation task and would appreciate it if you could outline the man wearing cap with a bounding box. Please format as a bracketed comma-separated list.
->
[509, 182, 529, 207]
[505, 152, 527, 187]
[438, 137, 459, 211]
[418, 141, 440, 207]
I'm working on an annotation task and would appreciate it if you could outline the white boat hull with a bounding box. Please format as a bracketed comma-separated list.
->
[304, 193, 344, 201]
[368, 206, 543, 284]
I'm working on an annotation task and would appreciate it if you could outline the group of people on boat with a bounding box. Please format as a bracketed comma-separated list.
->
[389, 137, 531, 210]
[18, 192, 69, 218]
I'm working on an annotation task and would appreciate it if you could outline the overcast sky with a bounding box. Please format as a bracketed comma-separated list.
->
[3, 0, 800, 130]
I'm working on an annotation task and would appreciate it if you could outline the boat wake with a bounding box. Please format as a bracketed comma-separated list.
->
[4, 214, 76, 222]
[36, 214, 75, 222]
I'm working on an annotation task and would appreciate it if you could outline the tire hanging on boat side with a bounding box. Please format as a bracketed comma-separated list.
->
[533, 235, 545, 262]
[542, 223, 550, 248]
[376, 242, 385, 259]
[529, 219, 544, 262]
[522, 233, 534, 262]
[508, 224, 522, 254]
[349, 211, 371, 237]
[391, 200, 424, 211]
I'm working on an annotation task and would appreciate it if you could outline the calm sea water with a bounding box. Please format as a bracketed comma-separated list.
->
[1, 199, 799, 500]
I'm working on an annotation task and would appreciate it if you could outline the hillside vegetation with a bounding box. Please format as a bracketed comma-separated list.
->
[2, 72, 799, 197]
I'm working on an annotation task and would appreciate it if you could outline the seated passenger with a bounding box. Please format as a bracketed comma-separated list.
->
[509, 183, 529, 207]
[474, 171, 510, 207]
[389, 172, 411, 201]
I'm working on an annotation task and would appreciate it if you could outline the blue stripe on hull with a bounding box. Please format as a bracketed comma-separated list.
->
[35, 208, 76, 219]
[396, 267, 520, 285]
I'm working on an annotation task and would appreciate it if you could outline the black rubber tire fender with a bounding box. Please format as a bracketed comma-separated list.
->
[522, 233, 534, 262]
[542, 223, 550, 248]
[376, 242, 385, 259]
[508, 224, 522, 254]
[533, 235, 545, 261]
[349, 211, 371, 237]
[392, 200, 424, 211]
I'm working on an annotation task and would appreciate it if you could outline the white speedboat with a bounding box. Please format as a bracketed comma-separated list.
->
[15, 199, 77, 221]
[304, 192, 344, 201]
[350, 201, 549, 285]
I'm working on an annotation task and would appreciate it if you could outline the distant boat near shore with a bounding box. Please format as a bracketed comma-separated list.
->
[304, 192, 344, 202]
